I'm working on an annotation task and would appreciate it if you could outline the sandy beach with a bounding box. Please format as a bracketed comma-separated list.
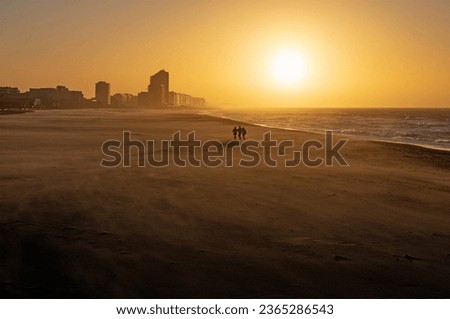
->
[0, 108, 449, 298]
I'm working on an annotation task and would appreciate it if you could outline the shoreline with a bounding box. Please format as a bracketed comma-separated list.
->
[194, 110, 450, 153]
[3, 107, 450, 153]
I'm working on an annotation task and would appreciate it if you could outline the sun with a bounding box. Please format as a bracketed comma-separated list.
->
[271, 49, 308, 87]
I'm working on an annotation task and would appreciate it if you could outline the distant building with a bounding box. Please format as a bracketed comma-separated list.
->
[111, 93, 137, 107]
[168, 91, 177, 106]
[0, 86, 24, 109]
[168, 91, 205, 107]
[193, 97, 206, 107]
[141, 69, 205, 108]
[27, 85, 84, 108]
[148, 70, 169, 107]
[137, 91, 149, 108]
[0, 85, 84, 109]
[0, 87, 20, 95]
[95, 81, 110, 105]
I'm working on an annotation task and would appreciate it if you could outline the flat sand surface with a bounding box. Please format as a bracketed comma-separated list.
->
[1, 109, 449, 298]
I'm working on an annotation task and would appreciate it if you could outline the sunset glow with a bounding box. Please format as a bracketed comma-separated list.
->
[1, 1, 450, 107]
[271, 50, 308, 88]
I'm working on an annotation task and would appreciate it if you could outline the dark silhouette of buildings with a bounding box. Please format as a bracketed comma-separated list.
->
[148, 70, 169, 107]
[168, 91, 205, 107]
[28, 86, 84, 107]
[1, 69, 205, 109]
[137, 91, 149, 108]
[138, 69, 205, 108]
[95, 81, 111, 105]
[0, 85, 84, 109]
[0, 87, 23, 109]
[0, 86, 20, 95]
[111, 93, 137, 107]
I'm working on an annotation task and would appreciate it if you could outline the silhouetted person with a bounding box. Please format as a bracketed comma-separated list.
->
[241, 126, 247, 140]
[238, 126, 242, 140]
[232, 126, 238, 139]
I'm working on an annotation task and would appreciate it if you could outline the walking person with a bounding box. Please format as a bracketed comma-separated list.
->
[238, 126, 242, 140]
[232, 126, 238, 139]
[241, 126, 247, 140]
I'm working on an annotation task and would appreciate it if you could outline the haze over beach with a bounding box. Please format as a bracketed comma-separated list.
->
[1, 1, 450, 299]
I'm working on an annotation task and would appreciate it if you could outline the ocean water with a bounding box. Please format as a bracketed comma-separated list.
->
[201, 108, 450, 151]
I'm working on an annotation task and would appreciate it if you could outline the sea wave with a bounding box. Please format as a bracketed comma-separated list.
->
[198, 108, 450, 151]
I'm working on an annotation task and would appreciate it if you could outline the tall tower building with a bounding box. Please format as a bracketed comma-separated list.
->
[95, 81, 111, 105]
[148, 70, 169, 107]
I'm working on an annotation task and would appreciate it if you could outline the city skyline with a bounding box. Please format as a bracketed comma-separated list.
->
[1, 1, 450, 107]
[0, 72, 204, 106]
[0, 69, 205, 109]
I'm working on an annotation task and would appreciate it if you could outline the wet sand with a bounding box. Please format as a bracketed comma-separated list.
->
[0, 109, 449, 298]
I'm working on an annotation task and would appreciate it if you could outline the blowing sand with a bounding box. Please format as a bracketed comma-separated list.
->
[1, 109, 449, 298]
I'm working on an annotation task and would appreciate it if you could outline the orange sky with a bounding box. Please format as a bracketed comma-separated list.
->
[1, 0, 450, 107]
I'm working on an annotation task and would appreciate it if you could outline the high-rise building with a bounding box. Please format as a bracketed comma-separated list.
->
[95, 81, 110, 105]
[137, 91, 149, 108]
[148, 70, 169, 107]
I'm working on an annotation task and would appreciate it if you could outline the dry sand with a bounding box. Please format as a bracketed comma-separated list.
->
[0, 109, 449, 298]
